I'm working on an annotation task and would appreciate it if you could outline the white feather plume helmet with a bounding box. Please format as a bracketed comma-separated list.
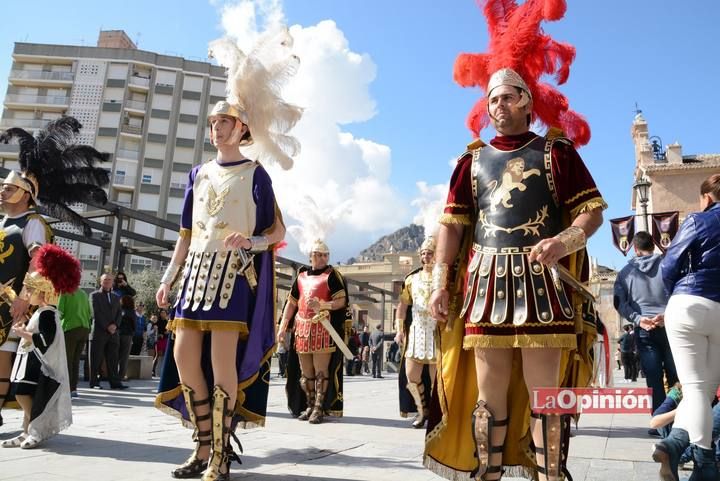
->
[208, 28, 303, 170]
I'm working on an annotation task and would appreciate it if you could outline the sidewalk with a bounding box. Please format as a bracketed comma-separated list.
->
[0, 367, 662, 481]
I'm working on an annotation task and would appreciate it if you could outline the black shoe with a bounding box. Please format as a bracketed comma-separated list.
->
[90, 384, 103, 390]
[110, 384, 129, 390]
[649, 428, 661, 437]
[377, 376, 384, 378]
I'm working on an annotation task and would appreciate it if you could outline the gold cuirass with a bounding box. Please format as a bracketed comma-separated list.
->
[189, 160, 258, 253]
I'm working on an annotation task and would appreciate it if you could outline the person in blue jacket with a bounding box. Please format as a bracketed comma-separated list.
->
[653, 173, 720, 481]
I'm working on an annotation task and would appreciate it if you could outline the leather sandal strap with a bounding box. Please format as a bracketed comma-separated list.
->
[197, 429, 212, 438]
[494, 418, 509, 426]
[490, 446, 504, 453]
[198, 439, 211, 446]
[193, 397, 210, 406]
[196, 413, 211, 422]
[535, 446, 545, 455]
[0, 378, 10, 382]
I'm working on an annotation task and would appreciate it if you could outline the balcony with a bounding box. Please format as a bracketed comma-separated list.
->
[4, 94, 70, 111]
[9, 69, 74, 86]
[116, 148, 140, 160]
[113, 174, 137, 189]
[120, 124, 143, 136]
[124, 99, 147, 112]
[0, 118, 50, 130]
[128, 75, 150, 90]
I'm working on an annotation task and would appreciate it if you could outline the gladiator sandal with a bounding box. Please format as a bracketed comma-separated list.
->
[308, 372, 328, 425]
[171, 385, 211, 479]
[533, 412, 573, 481]
[297, 376, 316, 421]
[202, 386, 242, 481]
[406, 381, 428, 429]
[470, 401, 507, 480]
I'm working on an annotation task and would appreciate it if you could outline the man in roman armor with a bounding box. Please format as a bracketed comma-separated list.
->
[155, 28, 302, 481]
[278, 239, 351, 425]
[424, 2, 607, 480]
[396, 237, 437, 428]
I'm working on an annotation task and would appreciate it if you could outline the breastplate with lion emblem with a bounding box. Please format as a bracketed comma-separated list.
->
[472, 136, 561, 253]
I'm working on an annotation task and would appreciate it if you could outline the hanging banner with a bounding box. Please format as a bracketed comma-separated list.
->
[651, 211, 679, 253]
[610, 215, 635, 256]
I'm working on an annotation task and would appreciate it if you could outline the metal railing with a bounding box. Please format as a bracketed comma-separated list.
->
[4, 94, 69, 105]
[0, 118, 49, 129]
[121, 124, 143, 135]
[116, 149, 140, 160]
[9, 70, 74, 82]
[113, 174, 137, 186]
[125, 99, 147, 111]
[129, 75, 150, 88]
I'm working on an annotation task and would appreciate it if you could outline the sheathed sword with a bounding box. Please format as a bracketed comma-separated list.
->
[550, 264, 596, 303]
[312, 311, 354, 360]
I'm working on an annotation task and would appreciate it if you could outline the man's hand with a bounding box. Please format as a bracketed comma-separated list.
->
[651, 314, 665, 328]
[12, 321, 32, 341]
[224, 232, 251, 250]
[156, 283, 170, 308]
[10, 296, 29, 322]
[394, 331, 403, 344]
[429, 289, 449, 325]
[638, 316, 655, 331]
[276, 327, 287, 345]
[307, 298, 322, 311]
[529, 237, 566, 266]
[107, 324, 118, 335]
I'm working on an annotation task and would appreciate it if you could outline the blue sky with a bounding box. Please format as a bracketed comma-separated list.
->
[1, 1, 718, 269]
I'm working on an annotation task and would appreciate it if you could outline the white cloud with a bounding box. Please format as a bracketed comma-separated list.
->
[214, 0, 406, 260]
[411, 181, 449, 238]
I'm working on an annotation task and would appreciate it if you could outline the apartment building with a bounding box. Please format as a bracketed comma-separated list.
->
[0, 30, 227, 288]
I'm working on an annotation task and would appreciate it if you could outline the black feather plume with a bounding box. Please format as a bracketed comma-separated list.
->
[0, 115, 111, 235]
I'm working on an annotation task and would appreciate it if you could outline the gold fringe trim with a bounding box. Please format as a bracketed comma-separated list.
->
[445, 202, 470, 209]
[179, 228, 191, 239]
[564, 187, 598, 205]
[439, 213, 471, 226]
[295, 346, 337, 354]
[404, 354, 438, 364]
[423, 456, 474, 481]
[570, 197, 608, 219]
[423, 455, 537, 481]
[463, 333, 577, 350]
[168, 318, 249, 337]
[465, 320, 575, 328]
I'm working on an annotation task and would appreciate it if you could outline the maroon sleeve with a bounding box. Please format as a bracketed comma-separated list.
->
[440, 153, 474, 226]
[551, 141, 608, 219]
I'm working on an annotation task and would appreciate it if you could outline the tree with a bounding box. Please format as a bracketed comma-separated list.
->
[128, 267, 177, 316]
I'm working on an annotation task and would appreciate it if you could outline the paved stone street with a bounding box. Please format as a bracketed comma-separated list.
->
[0, 365, 669, 481]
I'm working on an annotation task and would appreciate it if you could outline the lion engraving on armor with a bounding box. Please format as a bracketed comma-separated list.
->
[487, 157, 541, 211]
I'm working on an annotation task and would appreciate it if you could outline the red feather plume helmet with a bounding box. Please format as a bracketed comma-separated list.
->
[24, 245, 81, 304]
[454, 0, 590, 146]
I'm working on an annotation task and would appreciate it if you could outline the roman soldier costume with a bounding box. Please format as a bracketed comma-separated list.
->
[285, 239, 352, 423]
[424, 2, 607, 480]
[155, 27, 302, 481]
[398, 237, 437, 429]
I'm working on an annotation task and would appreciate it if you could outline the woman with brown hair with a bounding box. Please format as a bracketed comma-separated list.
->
[654, 173, 720, 481]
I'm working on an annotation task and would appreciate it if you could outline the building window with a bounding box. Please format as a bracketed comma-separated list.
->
[142, 174, 152, 184]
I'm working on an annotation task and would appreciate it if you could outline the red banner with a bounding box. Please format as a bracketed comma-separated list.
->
[610, 215, 635, 256]
[651, 211, 679, 253]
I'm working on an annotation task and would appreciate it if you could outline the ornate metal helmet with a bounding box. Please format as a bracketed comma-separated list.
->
[310, 239, 330, 254]
[207, 100, 253, 146]
[23, 271, 58, 305]
[1, 170, 39, 202]
[419, 237, 436, 254]
[23, 244, 81, 306]
[487, 68, 532, 104]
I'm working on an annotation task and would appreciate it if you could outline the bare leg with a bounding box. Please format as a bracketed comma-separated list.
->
[210, 330, 240, 475]
[405, 358, 424, 384]
[475, 347, 514, 480]
[0, 351, 12, 419]
[312, 352, 332, 379]
[522, 347, 562, 481]
[174, 328, 210, 461]
[15, 394, 32, 433]
[298, 353, 315, 379]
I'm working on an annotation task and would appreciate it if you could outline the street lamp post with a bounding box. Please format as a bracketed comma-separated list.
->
[633, 176, 652, 232]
